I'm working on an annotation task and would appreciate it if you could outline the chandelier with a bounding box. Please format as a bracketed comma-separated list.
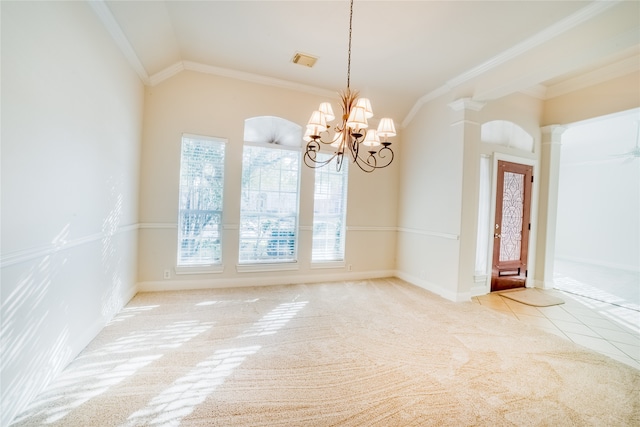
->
[303, 0, 396, 173]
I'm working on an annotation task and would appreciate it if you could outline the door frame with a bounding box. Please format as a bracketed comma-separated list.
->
[484, 153, 539, 293]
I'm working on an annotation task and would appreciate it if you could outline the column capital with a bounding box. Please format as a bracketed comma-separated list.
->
[448, 98, 486, 112]
[541, 124, 568, 144]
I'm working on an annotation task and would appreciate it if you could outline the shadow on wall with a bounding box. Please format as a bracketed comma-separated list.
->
[1, 225, 72, 424]
[1, 175, 134, 425]
[100, 175, 126, 318]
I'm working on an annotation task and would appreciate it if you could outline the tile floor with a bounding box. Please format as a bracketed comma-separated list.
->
[472, 287, 640, 370]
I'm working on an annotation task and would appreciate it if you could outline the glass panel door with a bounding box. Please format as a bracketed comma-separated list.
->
[491, 160, 533, 291]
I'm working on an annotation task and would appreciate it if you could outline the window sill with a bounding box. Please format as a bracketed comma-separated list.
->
[236, 262, 299, 273]
[311, 261, 346, 269]
[175, 264, 224, 275]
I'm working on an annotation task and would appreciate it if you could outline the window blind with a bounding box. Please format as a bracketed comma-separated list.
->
[312, 154, 348, 262]
[177, 135, 226, 266]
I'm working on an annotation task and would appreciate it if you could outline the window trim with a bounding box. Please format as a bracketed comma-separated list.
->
[310, 261, 346, 269]
[176, 133, 227, 268]
[238, 141, 302, 265]
[311, 153, 349, 263]
[242, 140, 302, 152]
[235, 261, 299, 273]
[175, 264, 224, 275]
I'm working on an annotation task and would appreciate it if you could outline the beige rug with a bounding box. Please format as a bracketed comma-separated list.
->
[499, 288, 565, 307]
[11, 278, 639, 426]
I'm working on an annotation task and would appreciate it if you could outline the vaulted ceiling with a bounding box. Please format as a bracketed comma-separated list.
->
[95, 1, 640, 125]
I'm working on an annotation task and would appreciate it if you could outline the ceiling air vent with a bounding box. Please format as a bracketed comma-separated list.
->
[292, 52, 318, 68]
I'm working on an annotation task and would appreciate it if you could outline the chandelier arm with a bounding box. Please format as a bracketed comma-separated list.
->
[303, 146, 338, 169]
[305, 139, 321, 153]
[335, 152, 345, 172]
[350, 145, 394, 173]
[311, 136, 339, 146]
[348, 133, 360, 160]
[351, 154, 376, 173]
[377, 145, 394, 163]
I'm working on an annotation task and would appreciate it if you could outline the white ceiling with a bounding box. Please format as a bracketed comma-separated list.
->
[98, 0, 640, 125]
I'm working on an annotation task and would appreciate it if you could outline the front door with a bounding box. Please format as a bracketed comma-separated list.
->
[491, 160, 533, 292]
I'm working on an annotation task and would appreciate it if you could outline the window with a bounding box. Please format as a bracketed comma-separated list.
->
[239, 145, 301, 263]
[177, 135, 225, 266]
[312, 155, 348, 262]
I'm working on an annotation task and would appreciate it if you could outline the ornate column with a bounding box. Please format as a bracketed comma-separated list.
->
[448, 98, 486, 300]
[535, 125, 567, 288]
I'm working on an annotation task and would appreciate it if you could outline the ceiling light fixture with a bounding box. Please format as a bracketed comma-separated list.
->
[303, 0, 396, 173]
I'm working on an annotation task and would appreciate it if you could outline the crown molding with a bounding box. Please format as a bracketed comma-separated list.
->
[402, 0, 621, 128]
[86, 0, 150, 85]
[183, 61, 337, 98]
[446, 1, 620, 89]
[519, 84, 548, 100]
[148, 62, 185, 86]
[544, 51, 640, 99]
[148, 60, 337, 99]
[88, 0, 335, 98]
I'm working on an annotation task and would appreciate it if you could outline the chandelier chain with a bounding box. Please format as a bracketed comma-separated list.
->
[303, 0, 396, 173]
[347, 0, 353, 89]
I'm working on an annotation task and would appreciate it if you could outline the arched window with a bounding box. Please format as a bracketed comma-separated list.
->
[481, 120, 534, 152]
[243, 116, 303, 147]
[239, 117, 302, 264]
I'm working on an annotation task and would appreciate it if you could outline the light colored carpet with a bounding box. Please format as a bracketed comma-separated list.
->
[11, 278, 640, 426]
[499, 289, 565, 307]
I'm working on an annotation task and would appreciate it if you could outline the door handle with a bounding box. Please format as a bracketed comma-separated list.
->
[494, 233, 501, 239]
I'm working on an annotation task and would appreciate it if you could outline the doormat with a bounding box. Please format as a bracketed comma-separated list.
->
[499, 289, 564, 307]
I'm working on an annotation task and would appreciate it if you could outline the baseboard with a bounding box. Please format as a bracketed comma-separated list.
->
[470, 283, 489, 297]
[394, 271, 466, 302]
[136, 270, 396, 292]
[74, 282, 138, 355]
[532, 279, 555, 289]
[123, 282, 139, 305]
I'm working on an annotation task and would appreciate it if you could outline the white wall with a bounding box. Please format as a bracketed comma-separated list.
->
[137, 70, 399, 290]
[395, 95, 464, 300]
[0, 2, 143, 424]
[397, 92, 542, 301]
[556, 109, 640, 271]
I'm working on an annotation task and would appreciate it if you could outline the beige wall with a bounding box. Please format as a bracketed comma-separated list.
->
[543, 71, 640, 126]
[397, 92, 544, 301]
[397, 69, 639, 301]
[0, 2, 143, 424]
[137, 71, 399, 289]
